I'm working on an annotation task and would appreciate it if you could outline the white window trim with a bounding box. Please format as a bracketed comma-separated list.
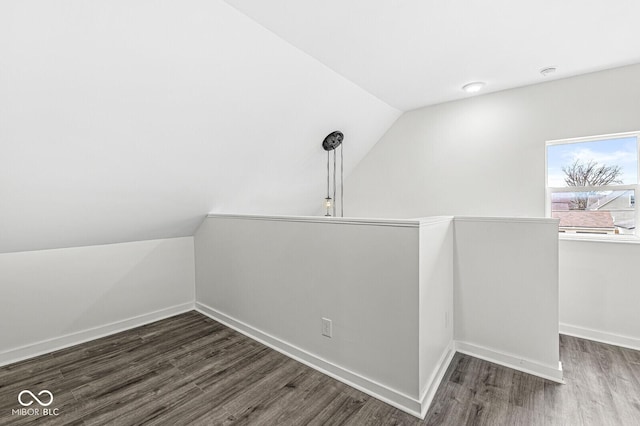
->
[545, 130, 640, 243]
[548, 184, 636, 193]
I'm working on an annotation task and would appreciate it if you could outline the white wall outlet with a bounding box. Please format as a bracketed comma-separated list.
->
[321, 318, 332, 338]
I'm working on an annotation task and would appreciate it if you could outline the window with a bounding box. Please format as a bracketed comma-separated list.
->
[546, 132, 639, 237]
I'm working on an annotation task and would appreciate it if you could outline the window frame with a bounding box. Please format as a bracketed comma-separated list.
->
[545, 131, 640, 242]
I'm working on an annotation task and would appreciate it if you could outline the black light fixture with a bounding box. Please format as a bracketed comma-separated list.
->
[322, 131, 344, 217]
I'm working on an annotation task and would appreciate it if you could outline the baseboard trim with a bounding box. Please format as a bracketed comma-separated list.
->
[455, 341, 564, 383]
[560, 323, 640, 351]
[195, 302, 425, 418]
[419, 341, 456, 418]
[0, 301, 195, 367]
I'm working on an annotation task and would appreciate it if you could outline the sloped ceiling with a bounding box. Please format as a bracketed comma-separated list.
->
[0, 1, 400, 253]
[226, 0, 640, 111]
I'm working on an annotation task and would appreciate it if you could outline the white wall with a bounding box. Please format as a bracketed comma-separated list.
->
[0, 237, 195, 365]
[347, 63, 640, 347]
[194, 214, 444, 416]
[194, 214, 561, 416]
[454, 218, 561, 381]
[559, 240, 640, 349]
[418, 218, 454, 413]
[347, 63, 640, 219]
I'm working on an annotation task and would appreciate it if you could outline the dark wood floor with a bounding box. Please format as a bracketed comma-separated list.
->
[1, 311, 639, 425]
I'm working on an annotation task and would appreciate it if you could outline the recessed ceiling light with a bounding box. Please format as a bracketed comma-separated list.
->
[462, 82, 486, 93]
[540, 67, 557, 77]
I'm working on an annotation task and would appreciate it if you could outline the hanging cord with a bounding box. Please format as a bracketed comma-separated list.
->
[332, 149, 337, 217]
[340, 143, 344, 217]
[326, 151, 330, 199]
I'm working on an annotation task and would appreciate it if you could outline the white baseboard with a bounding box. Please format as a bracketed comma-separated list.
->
[0, 302, 195, 367]
[455, 341, 564, 383]
[419, 341, 456, 418]
[560, 323, 640, 351]
[196, 302, 433, 418]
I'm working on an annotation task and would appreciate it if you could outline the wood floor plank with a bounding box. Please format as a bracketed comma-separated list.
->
[144, 391, 236, 426]
[269, 374, 347, 425]
[306, 387, 368, 426]
[344, 396, 419, 426]
[2, 312, 640, 425]
[219, 359, 306, 415]
[191, 346, 275, 394]
[229, 367, 328, 425]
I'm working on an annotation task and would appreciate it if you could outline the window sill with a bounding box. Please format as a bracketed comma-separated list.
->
[558, 234, 640, 244]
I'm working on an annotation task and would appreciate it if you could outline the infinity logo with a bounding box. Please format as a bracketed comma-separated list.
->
[18, 390, 54, 407]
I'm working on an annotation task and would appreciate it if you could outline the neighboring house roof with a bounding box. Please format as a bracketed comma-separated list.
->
[551, 190, 635, 231]
[552, 211, 615, 229]
[590, 190, 632, 210]
[613, 218, 635, 230]
[551, 202, 570, 211]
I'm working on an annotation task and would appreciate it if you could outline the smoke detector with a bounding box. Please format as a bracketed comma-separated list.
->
[540, 67, 557, 77]
[462, 82, 486, 93]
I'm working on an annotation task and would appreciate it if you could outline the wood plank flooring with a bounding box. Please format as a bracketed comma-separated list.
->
[1, 311, 639, 425]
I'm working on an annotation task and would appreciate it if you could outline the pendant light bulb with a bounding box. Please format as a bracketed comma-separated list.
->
[324, 197, 333, 217]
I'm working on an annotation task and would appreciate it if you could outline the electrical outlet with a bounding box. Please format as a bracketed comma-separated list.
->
[321, 318, 332, 338]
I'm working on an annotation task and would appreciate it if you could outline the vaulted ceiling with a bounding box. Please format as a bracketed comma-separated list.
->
[0, 1, 399, 253]
[3, 1, 640, 253]
[226, 0, 640, 111]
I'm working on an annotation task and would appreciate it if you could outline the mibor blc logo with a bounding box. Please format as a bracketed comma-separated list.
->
[12, 390, 60, 417]
[18, 390, 53, 407]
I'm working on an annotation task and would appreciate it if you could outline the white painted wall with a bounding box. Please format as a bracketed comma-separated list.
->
[418, 218, 454, 413]
[194, 214, 561, 415]
[0, 237, 195, 365]
[0, 0, 400, 254]
[453, 218, 561, 380]
[194, 214, 454, 416]
[347, 63, 640, 346]
[347, 63, 640, 219]
[559, 240, 640, 349]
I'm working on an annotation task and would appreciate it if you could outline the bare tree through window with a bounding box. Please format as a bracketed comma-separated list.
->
[562, 160, 622, 210]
